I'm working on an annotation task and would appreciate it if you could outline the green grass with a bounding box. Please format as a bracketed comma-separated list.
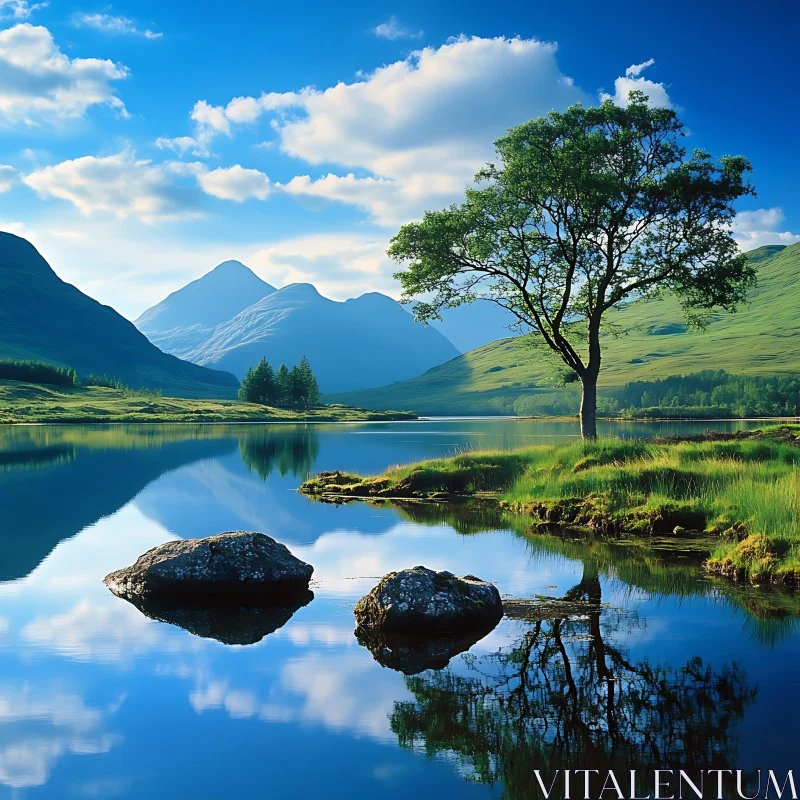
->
[0, 380, 416, 424]
[329, 243, 800, 414]
[300, 427, 800, 584]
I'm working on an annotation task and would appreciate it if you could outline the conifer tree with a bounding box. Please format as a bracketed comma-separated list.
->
[276, 364, 291, 406]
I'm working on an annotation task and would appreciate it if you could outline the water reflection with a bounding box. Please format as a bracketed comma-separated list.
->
[115, 590, 314, 645]
[392, 565, 757, 798]
[0, 420, 796, 798]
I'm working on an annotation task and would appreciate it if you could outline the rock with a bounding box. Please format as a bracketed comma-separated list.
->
[117, 590, 313, 645]
[354, 566, 503, 636]
[104, 531, 313, 600]
[356, 628, 489, 675]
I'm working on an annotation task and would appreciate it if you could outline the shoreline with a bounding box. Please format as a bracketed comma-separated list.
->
[299, 426, 800, 587]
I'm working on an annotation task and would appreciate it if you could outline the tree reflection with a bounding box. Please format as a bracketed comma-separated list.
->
[238, 426, 319, 480]
[391, 564, 756, 798]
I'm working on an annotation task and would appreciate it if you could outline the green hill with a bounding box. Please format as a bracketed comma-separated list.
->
[329, 243, 800, 415]
[0, 232, 239, 399]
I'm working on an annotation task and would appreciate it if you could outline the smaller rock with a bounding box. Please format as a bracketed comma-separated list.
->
[104, 531, 313, 600]
[354, 566, 503, 636]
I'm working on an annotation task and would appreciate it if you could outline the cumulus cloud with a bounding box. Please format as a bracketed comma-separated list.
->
[21, 152, 273, 222]
[71, 12, 162, 39]
[22, 151, 205, 223]
[373, 15, 422, 40]
[168, 36, 589, 224]
[0, 0, 47, 20]
[198, 165, 271, 202]
[600, 57, 671, 108]
[0, 23, 128, 124]
[731, 207, 800, 250]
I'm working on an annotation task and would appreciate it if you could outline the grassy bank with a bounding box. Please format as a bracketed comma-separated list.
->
[0, 380, 416, 424]
[300, 427, 800, 585]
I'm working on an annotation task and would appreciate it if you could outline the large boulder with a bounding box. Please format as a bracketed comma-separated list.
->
[104, 531, 313, 600]
[354, 566, 503, 636]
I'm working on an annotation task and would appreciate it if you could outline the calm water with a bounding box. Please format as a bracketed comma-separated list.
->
[0, 419, 798, 799]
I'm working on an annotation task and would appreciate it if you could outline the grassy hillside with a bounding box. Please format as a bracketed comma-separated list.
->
[0, 381, 415, 424]
[0, 232, 239, 399]
[330, 244, 800, 414]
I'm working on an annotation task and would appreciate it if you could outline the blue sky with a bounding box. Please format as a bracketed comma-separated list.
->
[0, 0, 798, 319]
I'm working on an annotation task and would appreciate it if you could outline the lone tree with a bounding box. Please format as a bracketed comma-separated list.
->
[388, 92, 756, 438]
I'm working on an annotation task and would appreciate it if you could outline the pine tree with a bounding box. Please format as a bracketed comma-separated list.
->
[238, 366, 257, 403]
[251, 358, 278, 405]
[276, 364, 291, 407]
[296, 355, 320, 406]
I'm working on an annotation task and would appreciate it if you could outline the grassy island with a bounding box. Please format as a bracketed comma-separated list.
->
[301, 426, 800, 585]
[0, 380, 416, 424]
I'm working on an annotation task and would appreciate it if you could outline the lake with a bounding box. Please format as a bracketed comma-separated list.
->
[0, 419, 797, 799]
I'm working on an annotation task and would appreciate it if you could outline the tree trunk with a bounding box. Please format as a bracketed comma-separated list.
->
[580, 374, 598, 440]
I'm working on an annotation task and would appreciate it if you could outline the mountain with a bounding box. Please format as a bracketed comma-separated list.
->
[135, 260, 276, 356]
[0, 232, 239, 398]
[136, 268, 461, 394]
[328, 243, 800, 414]
[432, 300, 523, 352]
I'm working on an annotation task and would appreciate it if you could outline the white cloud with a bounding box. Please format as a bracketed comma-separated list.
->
[601, 58, 671, 108]
[731, 207, 800, 251]
[625, 58, 655, 78]
[155, 135, 199, 156]
[170, 36, 588, 225]
[71, 12, 162, 39]
[22, 151, 205, 223]
[0, 164, 17, 192]
[0, 0, 47, 20]
[373, 15, 422, 40]
[0, 23, 128, 124]
[198, 164, 271, 202]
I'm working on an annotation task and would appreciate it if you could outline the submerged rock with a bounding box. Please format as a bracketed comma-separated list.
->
[104, 531, 313, 600]
[354, 565, 503, 636]
[118, 590, 313, 645]
[356, 628, 490, 675]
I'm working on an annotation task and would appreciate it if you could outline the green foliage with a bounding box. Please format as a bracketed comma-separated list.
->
[240, 356, 320, 408]
[86, 374, 129, 390]
[0, 359, 78, 387]
[388, 92, 755, 437]
[611, 370, 800, 418]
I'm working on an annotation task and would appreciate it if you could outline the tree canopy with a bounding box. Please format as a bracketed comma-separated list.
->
[238, 356, 320, 408]
[389, 92, 756, 437]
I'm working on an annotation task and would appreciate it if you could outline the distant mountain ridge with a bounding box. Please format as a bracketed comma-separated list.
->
[136, 263, 461, 394]
[329, 243, 800, 414]
[0, 232, 239, 398]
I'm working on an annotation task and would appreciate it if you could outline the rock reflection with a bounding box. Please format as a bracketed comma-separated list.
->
[356, 628, 493, 675]
[114, 590, 313, 645]
[390, 564, 757, 798]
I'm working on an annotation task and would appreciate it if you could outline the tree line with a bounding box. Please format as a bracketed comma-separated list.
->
[238, 356, 320, 408]
[0, 359, 78, 386]
[609, 370, 800, 418]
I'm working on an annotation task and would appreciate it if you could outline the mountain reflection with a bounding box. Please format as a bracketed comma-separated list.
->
[391, 563, 757, 799]
[0, 424, 320, 581]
